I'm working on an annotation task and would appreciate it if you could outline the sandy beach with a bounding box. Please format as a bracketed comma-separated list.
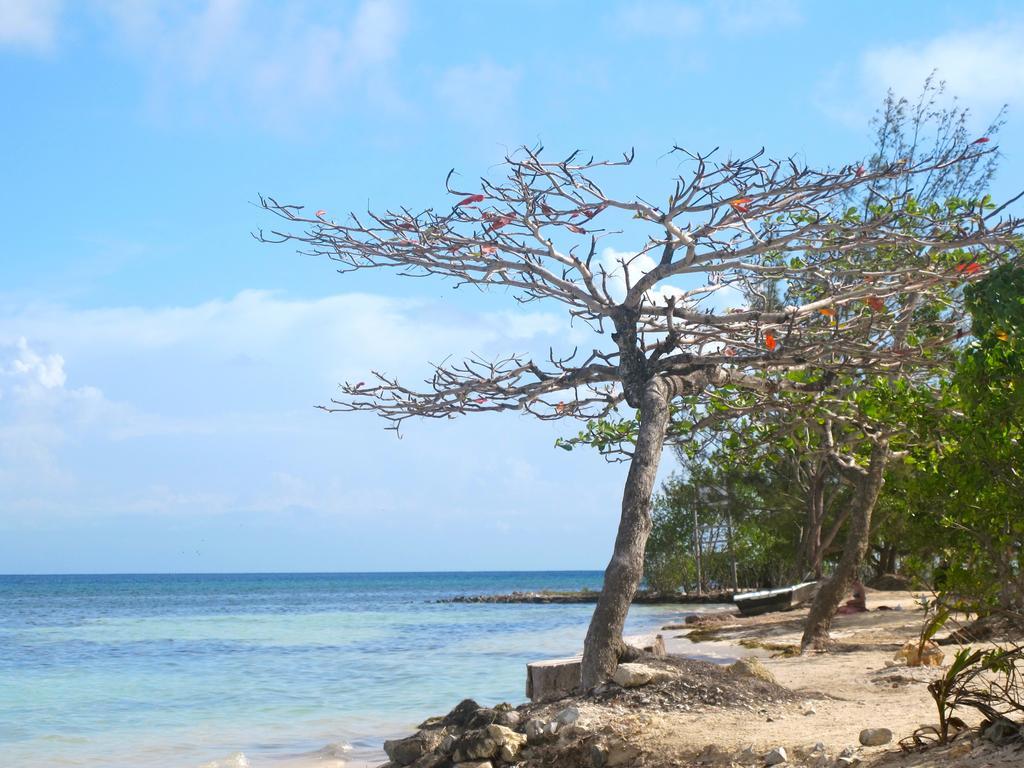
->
[375, 589, 1023, 768]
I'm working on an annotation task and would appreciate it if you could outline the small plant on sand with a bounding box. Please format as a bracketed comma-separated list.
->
[903, 643, 1024, 749]
[917, 596, 950, 661]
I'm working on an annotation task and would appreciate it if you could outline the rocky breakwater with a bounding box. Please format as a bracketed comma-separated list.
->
[437, 589, 734, 605]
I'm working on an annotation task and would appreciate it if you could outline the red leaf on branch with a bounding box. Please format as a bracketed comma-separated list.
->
[457, 194, 485, 206]
[540, 203, 555, 216]
[866, 296, 885, 312]
[723, 346, 737, 357]
[764, 333, 777, 351]
[730, 197, 752, 214]
[483, 213, 513, 231]
[555, 401, 565, 414]
[315, 210, 327, 217]
[355, 381, 365, 389]
[572, 204, 607, 222]
[855, 166, 866, 178]
[955, 261, 982, 276]
[480, 245, 497, 254]
[818, 307, 836, 318]
[971, 137, 991, 145]
[474, 397, 487, 404]
[567, 224, 586, 234]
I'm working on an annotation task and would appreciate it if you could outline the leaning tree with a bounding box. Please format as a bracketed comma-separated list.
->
[259, 140, 1021, 687]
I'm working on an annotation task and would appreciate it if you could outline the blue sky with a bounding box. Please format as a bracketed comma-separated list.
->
[2, 0, 1023, 574]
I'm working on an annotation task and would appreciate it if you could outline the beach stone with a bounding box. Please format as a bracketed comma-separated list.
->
[893, 641, 944, 667]
[763, 746, 788, 765]
[604, 739, 641, 767]
[409, 753, 448, 768]
[858, 728, 892, 746]
[524, 718, 546, 741]
[451, 725, 524, 763]
[612, 663, 653, 687]
[487, 724, 526, 761]
[494, 708, 521, 729]
[837, 746, 863, 765]
[451, 729, 498, 762]
[453, 762, 492, 768]
[465, 708, 502, 729]
[441, 699, 483, 728]
[982, 718, 1021, 745]
[729, 658, 778, 685]
[737, 745, 759, 764]
[588, 742, 609, 768]
[554, 705, 580, 726]
[383, 731, 443, 766]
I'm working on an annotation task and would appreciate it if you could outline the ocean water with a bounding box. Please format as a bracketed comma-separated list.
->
[0, 572, 709, 768]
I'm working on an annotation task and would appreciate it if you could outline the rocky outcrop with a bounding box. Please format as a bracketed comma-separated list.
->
[436, 589, 734, 605]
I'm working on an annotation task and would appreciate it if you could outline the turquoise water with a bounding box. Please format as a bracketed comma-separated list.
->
[0, 572, 704, 768]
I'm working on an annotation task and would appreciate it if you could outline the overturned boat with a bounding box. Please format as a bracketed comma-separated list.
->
[732, 581, 819, 616]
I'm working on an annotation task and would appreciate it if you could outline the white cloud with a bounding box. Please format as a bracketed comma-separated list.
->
[598, 247, 742, 311]
[611, 1, 703, 37]
[715, 0, 801, 34]
[348, 0, 406, 69]
[1, 337, 66, 394]
[819, 21, 1024, 128]
[0, 0, 60, 50]
[860, 23, 1024, 112]
[609, 0, 801, 38]
[0, 289, 582, 519]
[96, 0, 409, 127]
[435, 59, 521, 134]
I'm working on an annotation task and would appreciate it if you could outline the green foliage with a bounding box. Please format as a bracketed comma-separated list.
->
[644, 447, 808, 592]
[912, 643, 1024, 747]
[901, 266, 1024, 611]
[568, 84, 1022, 609]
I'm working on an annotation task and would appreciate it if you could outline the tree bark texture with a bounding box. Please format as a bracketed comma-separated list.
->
[800, 467, 826, 580]
[580, 377, 672, 688]
[801, 441, 889, 651]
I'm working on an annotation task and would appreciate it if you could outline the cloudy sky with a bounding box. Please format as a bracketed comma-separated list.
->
[2, 0, 1023, 574]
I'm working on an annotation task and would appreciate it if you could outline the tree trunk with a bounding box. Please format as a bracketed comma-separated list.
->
[581, 377, 672, 689]
[875, 543, 897, 577]
[725, 495, 739, 593]
[801, 441, 889, 651]
[693, 485, 704, 596]
[800, 468, 826, 580]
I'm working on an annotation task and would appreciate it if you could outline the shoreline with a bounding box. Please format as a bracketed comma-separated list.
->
[435, 589, 735, 605]
[369, 589, 1021, 768]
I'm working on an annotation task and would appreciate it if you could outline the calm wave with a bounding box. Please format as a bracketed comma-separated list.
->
[0, 572, 700, 767]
